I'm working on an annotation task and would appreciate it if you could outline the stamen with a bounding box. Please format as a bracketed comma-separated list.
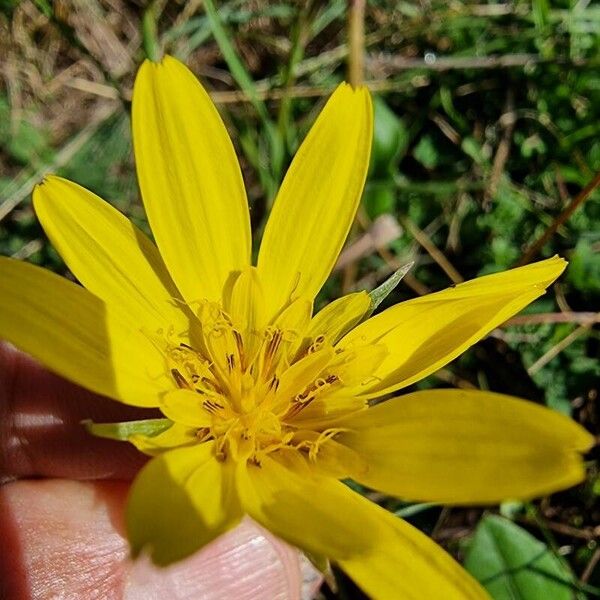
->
[203, 399, 224, 413]
[226, 353, 236, 371]
[171, 368, 190, 389]
[268, 375, 280, 392]
[308, 334, 326, 353]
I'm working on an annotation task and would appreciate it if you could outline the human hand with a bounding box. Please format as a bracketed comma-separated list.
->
[0, 342, 320, 599]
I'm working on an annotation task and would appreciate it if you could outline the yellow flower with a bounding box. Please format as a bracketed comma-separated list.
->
[0, 56, 593, 599]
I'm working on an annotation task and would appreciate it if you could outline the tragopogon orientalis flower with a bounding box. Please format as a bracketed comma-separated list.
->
[0, 56, 592, 599]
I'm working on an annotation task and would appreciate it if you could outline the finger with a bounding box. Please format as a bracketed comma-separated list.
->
[0, 342, 156, 481]
[0, 479, 320, 599]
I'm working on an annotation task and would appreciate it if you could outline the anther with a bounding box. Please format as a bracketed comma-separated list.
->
[308, 334, 326, 353]
[268, 376, 280, 392]
[171, 368, 189, 389]
[226, 353, 236, 371]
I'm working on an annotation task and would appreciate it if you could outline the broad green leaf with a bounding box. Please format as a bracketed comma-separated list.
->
[370, 97, 409, 176]
[464, 515, 577, 600]
[85, 418, 173, 441]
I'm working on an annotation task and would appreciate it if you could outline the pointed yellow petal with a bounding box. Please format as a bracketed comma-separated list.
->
[291, 430, 368, 479]
[127, 442, 241, 565]
[338, 389, 594, 504]
[225, 266, 267, 332]
[237, 456, 376, 560]
[129, 422, 198, 456]
[224, 266, 267, 366]
[257, 84, 373, 315]
[288, 395, 367, 429]
[33, 176, 188, 331]
[272, 295, 313, 331]
[0, 257, 173, 406]
[338, 494, 489, 600]
[332, 343, 388, 387]
[271, 295, 313, 361]
[341, 257, 567, 395]
[158, 389, 214, 427]
[275, 345, 334, 403]
[132, 56, 251, 303]
[238, 456, 487, 599]
[0, 257, 171, 406]
[307, 291, 371, 344]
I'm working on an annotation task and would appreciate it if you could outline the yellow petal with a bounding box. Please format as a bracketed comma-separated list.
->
[332, 343, 388, 387]
[33, 175, 188, 331]
[337, 389, 594, 504]
[257, 84, 373, 316]
[307, 291, 371, 344]
[275, 345, 334, 405]
[127, 442, 241, 565]
[0, 257, 171, 407]
[238, 456, 487, 599]
[129, 422, 198, 456]
[132, 56, 251, 303]
[237, 455, 376, 560]
[338, 493, 489, 600]
[288, 395, 367, 429]
[291, 429, 368, 479]
[225, 266, 267, 331]
[340, 257, 567, 395]
[224, 266, 267, 366]
[158, 389, 214, 427]
[272, 295, 313, 330]
[271, 295, 313, 362]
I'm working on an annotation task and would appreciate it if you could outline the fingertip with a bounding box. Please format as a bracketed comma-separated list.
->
[125, 518, 309, 600]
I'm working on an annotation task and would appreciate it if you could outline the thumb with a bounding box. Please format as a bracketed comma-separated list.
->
[1, 479, 321, 599]
[0, 342, 155, 481]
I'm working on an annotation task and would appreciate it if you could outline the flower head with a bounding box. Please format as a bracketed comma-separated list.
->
[0, 56, 593, 599]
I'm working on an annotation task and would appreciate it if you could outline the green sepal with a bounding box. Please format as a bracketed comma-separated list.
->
[367, 262, 414, 315]
[84, 418, 173, 441]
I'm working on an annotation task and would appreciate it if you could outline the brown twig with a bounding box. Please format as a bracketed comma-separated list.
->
[402, 217, 464, 284]
[505, 312, 600, 326]
[342, 0, 366, 294]
[527, 316, 599, 375]
[485, 89, 515, 206]
[347, 0, 366, 88]
[367, 52, 592, 74]
[581, 548, 600, 583]
[518, 171, 600, 266]
[61, 77, 432, 105]
[433, 368, 477, 390]
[517, 515, 600, 541]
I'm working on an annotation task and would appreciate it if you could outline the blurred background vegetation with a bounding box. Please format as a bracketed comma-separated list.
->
[0, 0, 599, 598]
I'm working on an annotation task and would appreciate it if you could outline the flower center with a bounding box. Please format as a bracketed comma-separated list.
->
[161, 297, 383, 464]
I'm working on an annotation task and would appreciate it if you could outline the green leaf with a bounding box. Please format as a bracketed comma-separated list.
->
[364, 185, 396, 218]
[461, 136, 487, 166]
[370, 97, 409, 176]
[85, 418, 173, 441]
[368, 262, 413, 314]
[464, 515, 577, 600]
[413, 135, 439, 169]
